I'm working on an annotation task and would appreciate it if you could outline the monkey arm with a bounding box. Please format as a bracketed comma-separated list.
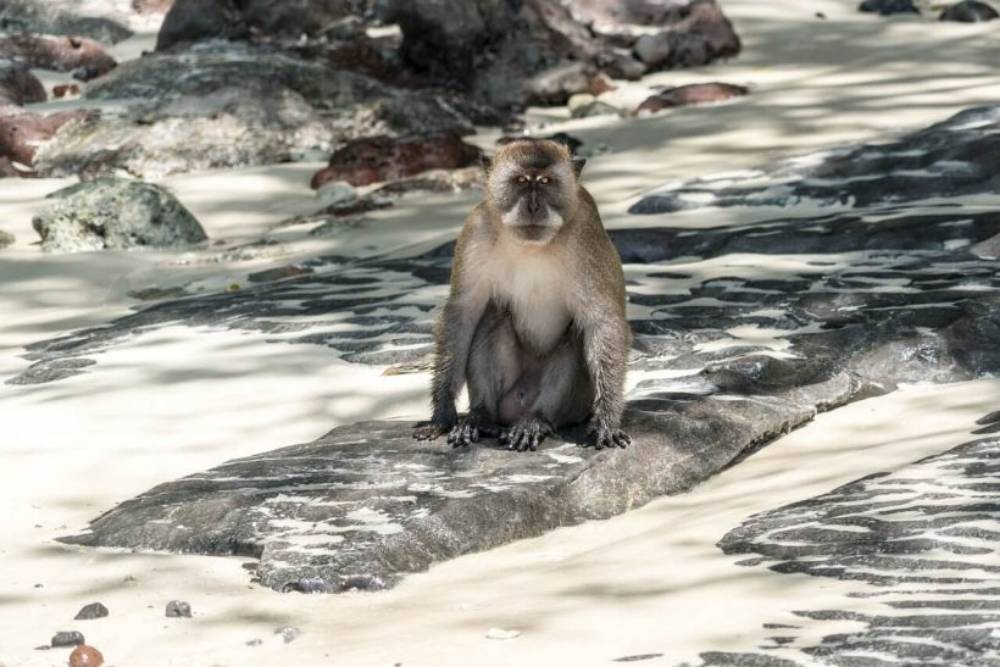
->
[428, 293, 488, 429]
[582, 313, 629, 428]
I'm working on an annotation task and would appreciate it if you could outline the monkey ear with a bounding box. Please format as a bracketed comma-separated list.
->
[480, 154, 493, 174]
[572, 157, 586, 177]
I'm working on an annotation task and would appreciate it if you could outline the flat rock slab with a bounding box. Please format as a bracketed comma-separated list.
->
[702, 430, 1000, 666]
[62, 283, 1000, 592]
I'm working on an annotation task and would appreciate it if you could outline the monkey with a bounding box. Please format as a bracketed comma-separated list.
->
[413, 137, 631, 452]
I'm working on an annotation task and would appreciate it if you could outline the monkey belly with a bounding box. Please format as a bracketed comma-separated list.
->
[495, 351, 547, 426]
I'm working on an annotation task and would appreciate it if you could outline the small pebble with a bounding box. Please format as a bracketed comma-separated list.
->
[74, 602, 109, 620]
[51, 631, 85, 648]
[69, 644, 104, 667]
[274, 626, 301, 644]
[485, 627, 521, 640]
[165, 600, 192, 618]
[245, 638, 263, 647]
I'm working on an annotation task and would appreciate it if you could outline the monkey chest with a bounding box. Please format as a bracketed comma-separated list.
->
[489, 258, 573, 352]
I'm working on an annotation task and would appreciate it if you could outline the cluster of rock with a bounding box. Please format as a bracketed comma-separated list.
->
[1, 0, 742, 184]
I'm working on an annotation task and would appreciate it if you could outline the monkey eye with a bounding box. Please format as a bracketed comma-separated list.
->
[538, 176, 551, 185]
[516, 175, 529, 184]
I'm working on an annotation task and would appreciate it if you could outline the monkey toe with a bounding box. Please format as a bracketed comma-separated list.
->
[504, 419, 550, 452]
[592, 428, 630, 450]
[447, 419, 480, 448]
[413, 423, 446, 441]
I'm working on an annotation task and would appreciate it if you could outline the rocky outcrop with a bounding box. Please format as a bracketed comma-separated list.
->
[0, 34, 117, 81]
[32, 178, 207, 253]
[310, 134, 482, 188]
[630, 105, 1000, 214]
[940, 0, 999, 21]
[636, 82, 748, 114]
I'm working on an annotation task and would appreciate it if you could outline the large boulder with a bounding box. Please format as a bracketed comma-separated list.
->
[32, 178, 207, 253]
[156, 0, 357, 51]
[631, 0, 741, 69]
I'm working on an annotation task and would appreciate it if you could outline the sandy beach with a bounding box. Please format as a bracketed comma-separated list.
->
[3, 1, 1000, 665]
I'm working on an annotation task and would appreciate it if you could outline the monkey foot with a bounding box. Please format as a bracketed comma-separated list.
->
[447, 417, 481, 448]
[500, 418, 552, 452]
[591, 427, 631, 450]
[413, 422, 449, 441]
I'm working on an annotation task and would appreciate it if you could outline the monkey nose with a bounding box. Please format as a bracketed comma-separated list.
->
[526, 193, 541, 214]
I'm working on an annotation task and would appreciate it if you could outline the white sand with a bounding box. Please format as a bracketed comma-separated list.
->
[3, 0, 1000, 664]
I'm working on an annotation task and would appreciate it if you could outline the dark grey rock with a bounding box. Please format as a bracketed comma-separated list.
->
[940, 1, 999, 21]
[50, 631, 84, 648]
[0, 229, 13, 248]
[630, 105, 1000, 215]
[858, 0, 920, 15]
[32, 178, 206, 253]
[703, 434, 1000, 666]
[73, 602, 108, 620]
[155, 0, 356, 51]
[164, 600, 191, 618]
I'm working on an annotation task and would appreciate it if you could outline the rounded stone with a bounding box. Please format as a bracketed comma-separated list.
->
[69, 644, 104, 667]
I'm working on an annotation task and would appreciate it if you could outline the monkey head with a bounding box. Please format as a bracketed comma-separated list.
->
[485, 138, 586, 244]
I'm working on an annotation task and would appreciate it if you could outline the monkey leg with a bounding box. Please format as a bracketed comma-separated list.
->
[455, 303, 520, 447]
[500, 332, 593, 452]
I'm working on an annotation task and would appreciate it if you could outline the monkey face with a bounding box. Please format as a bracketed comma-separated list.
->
[487, 139, 583, 245]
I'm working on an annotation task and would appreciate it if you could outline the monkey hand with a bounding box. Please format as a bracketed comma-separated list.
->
[589, 421, 631, 450]
[500, 417, 552, 452]
[447, 415, 483, 448]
